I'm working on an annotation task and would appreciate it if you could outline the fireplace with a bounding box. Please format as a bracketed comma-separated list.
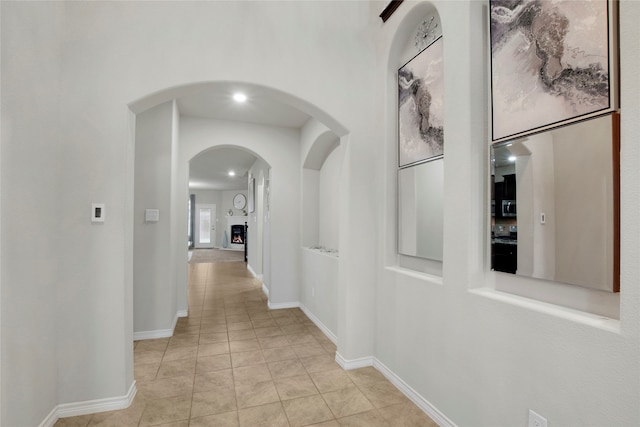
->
[231, 224, 245, 245]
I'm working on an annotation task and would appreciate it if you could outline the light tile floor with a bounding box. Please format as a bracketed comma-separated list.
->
[55, 261, 437, 427]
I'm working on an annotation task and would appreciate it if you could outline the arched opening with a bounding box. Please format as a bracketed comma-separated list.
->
[130, 81, 349, 342]
[384, 2, 444, 275]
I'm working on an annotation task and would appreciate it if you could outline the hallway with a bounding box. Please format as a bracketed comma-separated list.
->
[55, 261, 436, 426]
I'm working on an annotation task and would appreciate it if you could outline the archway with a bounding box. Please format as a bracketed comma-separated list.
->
[130, 81, 349, 341]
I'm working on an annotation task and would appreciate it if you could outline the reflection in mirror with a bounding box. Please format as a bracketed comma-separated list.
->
[491, 114, 619, 292]
[398, 159, 443, 261]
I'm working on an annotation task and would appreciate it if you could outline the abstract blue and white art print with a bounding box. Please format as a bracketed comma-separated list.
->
[490, 0, 616, 142]
[398, 36, 444, 168]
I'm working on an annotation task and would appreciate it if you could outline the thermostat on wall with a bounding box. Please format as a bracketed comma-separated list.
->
[145, 209, 160, 222]
[91, 203, 105, 223]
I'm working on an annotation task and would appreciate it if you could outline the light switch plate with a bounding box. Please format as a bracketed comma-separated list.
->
[91, 203, 105, 223]
[145, 209, 160, 222]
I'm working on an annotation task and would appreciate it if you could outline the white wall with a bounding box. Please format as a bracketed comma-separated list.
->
[133, 101, 177, 336]
[2, 1, 376, 423]
[1, 2, 64, 424]
[318, 146, 341, 251]
[377, 2, 639, 427]
[248, 158, 270, 277]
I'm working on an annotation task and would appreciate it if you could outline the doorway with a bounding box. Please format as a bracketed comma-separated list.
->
[194, 203, 216, 248]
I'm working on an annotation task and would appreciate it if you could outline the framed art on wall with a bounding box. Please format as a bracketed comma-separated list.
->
[490, 0, 618, 143]
[398, 36, 444, 168]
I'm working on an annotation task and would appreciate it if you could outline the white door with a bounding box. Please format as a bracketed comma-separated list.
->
[195, 204, 216, 248]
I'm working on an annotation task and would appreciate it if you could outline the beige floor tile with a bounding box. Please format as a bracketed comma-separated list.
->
[274, 374, 319, 400]
[235, 380, 280, 409]
[292, 343, 327, 358]
[200, 323, 229, 333]
[228, 329, 257, 341]
[358, 380, 409, 408]
[310, 369, 355, 393]
[134, 361, 160, 381]
[258, 336, 291, 349]
[177, 316, 201, 326]
[189, 411, 239, 427]
[136, 375, 194, 400]
[248, 311, 272, 320]
[153, 421, 188, 427]
[227, 321, 253, 331]
[238, 402, 289, 427]
[198, 342, 230, 357]
[191, 387, 238, 418]
[54, 414, 92, 427]
[306, 421, 340, 427]
[254, 326, 283, 337]
[139, 394, 191, 426]
[135, 338, 170, 352]
[377, 402, 438, 427]
[167, 334, 200, 348]
[282, 395, 335, 427]
[134, 350, 165, 365]
[60, 261, 434, 427]
[262, 346, 298, 363]
[231, 350, 266, 368]
[346, 367, 387, 386]
[275, 317, 297, 326]
[233, 364, 273, 385]
[268, 358, 308, 379]
[226, 314, 251, 323]
[229, 338, 261, 353]
[251, 318, 278, 328]
[194, 368, 235, 392]
[156, 358, 196, 379]
[336, 409, 389, 427]
[322, 387, 374, 419]
[300, 354, 340, 374]
[279, 324, 308, 335]
[173, 324, 201, 335]
[87, 401, 146, 427]
[285, 333, 319, 346]
[196, 353, 232, 373]
[200, 332, 229, 345]
[162, 345, 197, 362]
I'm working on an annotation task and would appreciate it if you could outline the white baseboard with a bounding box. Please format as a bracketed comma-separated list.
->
[373, 358, 456, 427]
[40, 381, 137, 427]
[39, 407, 58, 427]
[268, 300, 300, 310]
[335, 352, 374, 370]
[133, 310, 179, 340]
[262, 284, 270, 298]
[177, 309, 188, 318]
[299, 303, 337, 344]
[246, 264, 263, 281]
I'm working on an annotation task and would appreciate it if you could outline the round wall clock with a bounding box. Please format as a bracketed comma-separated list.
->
[233, 193, 247, 210]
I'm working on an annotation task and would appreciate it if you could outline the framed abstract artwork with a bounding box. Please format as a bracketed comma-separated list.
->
[490, 0, 618, 143]
[398, 36, 444, 168]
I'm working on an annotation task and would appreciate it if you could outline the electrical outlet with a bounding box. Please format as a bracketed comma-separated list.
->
[528, 410, 547, 427]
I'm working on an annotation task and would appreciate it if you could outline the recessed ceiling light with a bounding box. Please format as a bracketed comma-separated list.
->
[233, 93, 247, 103]
[228, 171, 236, 176]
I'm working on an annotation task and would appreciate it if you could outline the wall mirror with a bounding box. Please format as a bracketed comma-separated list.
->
[490, 114, 619, 292]
[398, 158, 444, 261]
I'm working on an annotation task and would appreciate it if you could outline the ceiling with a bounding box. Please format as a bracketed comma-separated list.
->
[179, 86, 310, 191]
